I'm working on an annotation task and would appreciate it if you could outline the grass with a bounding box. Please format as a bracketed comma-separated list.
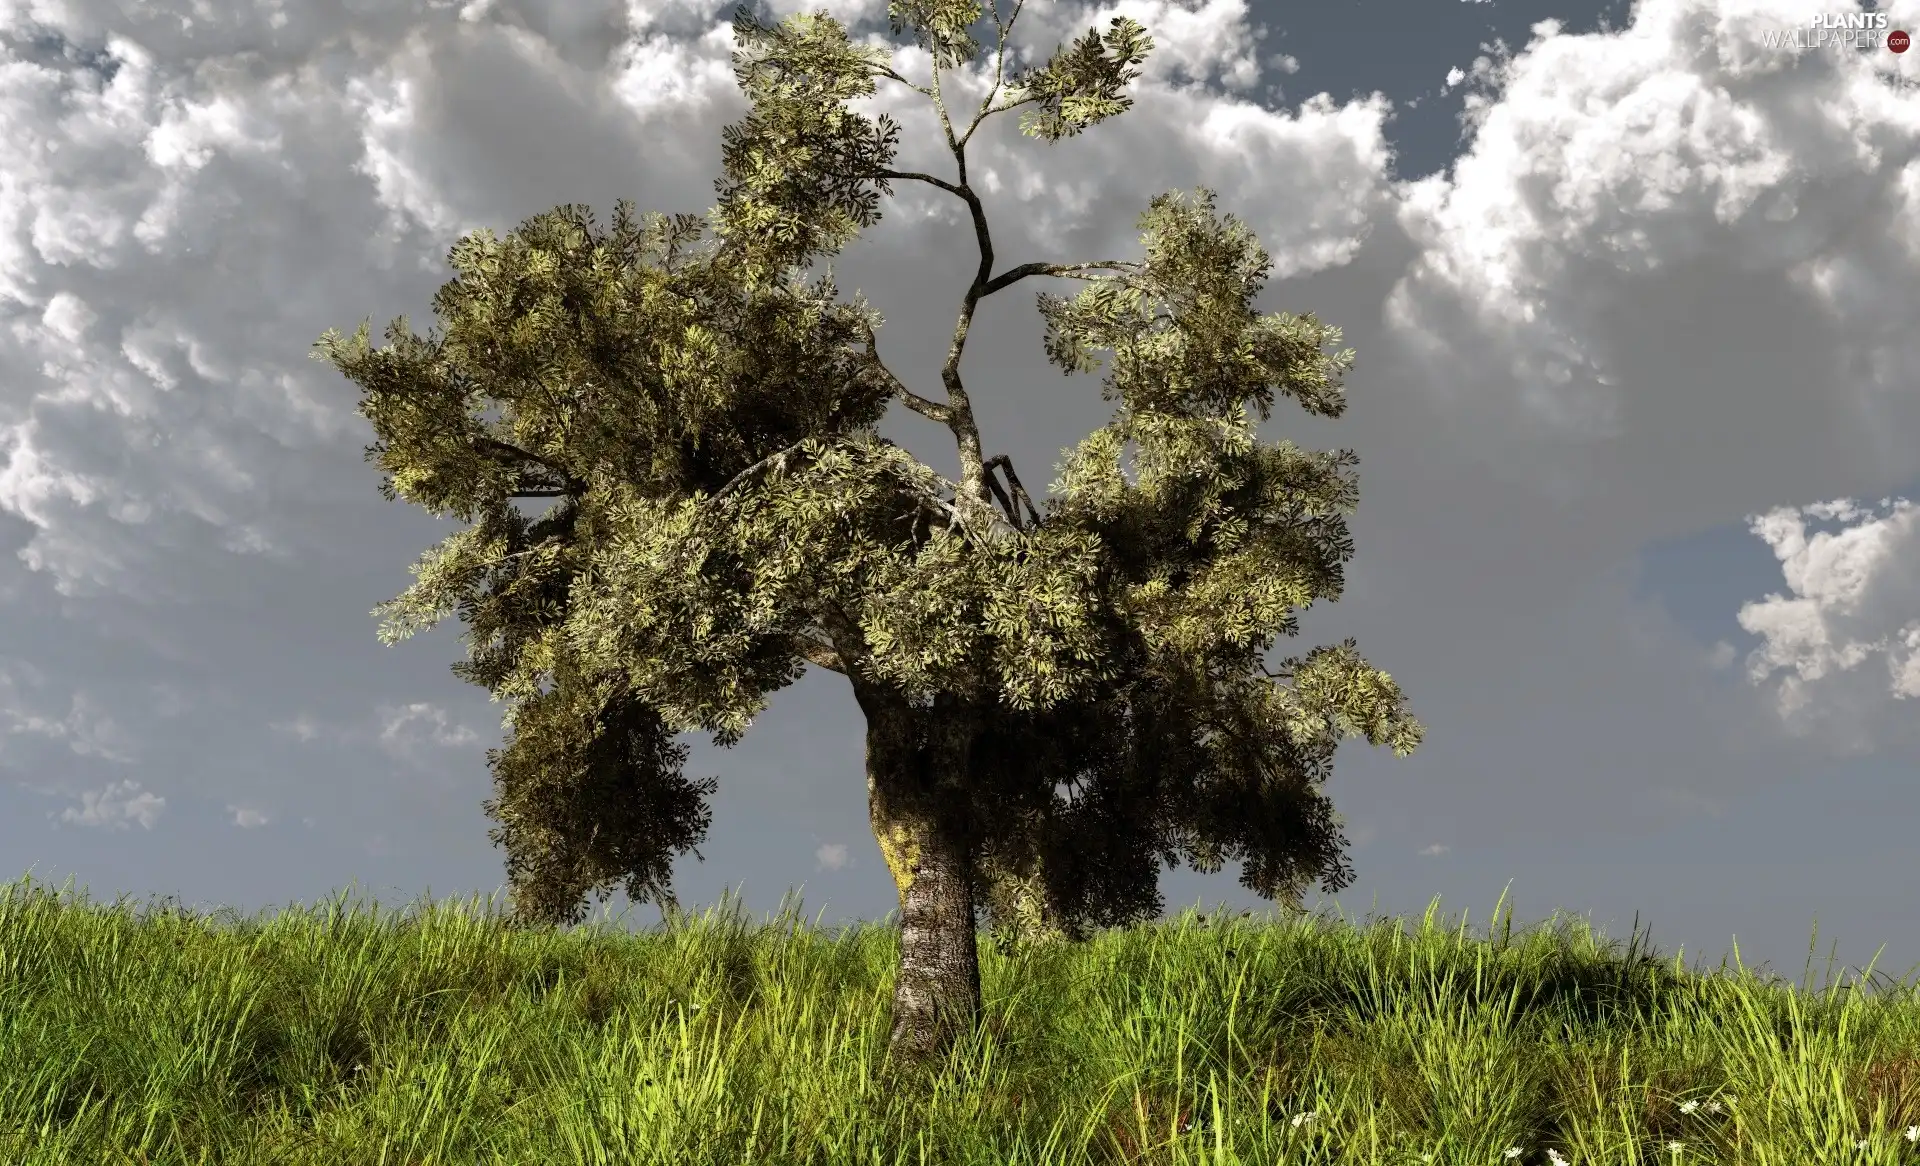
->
[3, 873, 1919, 1165]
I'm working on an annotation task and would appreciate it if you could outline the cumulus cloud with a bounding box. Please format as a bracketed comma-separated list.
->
[1240, 0, 1920, 847]
[1737, 498, 1920, 746]
[815, 842, 852, 871]
[0, 0, 1391, 622]
[1385, 0, 1920, 526]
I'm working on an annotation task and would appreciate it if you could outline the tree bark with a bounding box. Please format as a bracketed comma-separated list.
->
[856, 689, 984, 1071]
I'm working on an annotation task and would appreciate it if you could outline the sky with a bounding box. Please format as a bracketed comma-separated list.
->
[3, 0, 1919, 997]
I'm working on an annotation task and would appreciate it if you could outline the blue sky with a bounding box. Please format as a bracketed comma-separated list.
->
[3, 0, 1919, 996]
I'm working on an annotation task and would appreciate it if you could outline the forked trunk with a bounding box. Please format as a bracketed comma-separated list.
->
[858, 691, 983, 1070]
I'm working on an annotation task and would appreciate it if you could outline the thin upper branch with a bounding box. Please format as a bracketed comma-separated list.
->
[958, 0, 1029, 149]
[874, 66, 935, 98]
[874, 169, 966, 198]
[872, 16, 1135, 535]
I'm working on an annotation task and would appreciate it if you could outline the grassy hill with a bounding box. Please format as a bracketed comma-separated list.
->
[3, 873, 1917, 1164]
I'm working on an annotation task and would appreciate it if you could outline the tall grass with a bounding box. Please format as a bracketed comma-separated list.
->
[3, 871, 1918, 1164]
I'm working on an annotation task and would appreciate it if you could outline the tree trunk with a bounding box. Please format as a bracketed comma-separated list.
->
[858, 690, 983, 1071]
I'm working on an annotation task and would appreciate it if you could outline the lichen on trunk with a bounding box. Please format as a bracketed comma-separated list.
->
[860, 691, 984, 1070]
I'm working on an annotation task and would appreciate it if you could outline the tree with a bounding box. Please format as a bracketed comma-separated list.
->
[312, 0, 1422, 1073]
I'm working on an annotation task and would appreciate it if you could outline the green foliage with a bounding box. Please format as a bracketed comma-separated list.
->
[315, 0, 1420, 941]
[1038, 189, 1355, 420]
[482, 660, 718, 930]
[1009, 16, 1153, 142]
[314, 200, 897, 924]
[716, 7, 901, 280]
[888, 0, 986, 68]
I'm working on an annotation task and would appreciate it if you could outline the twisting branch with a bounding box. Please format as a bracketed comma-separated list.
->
[873, 16, 1140, 536]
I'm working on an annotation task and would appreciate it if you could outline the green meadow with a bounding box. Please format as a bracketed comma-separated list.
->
[3, 872, 1917, 1165]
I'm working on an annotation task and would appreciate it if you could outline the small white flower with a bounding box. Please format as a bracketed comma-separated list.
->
[1291, 1110, 1318, 1128]
[1906, 1125, 1920, 1143]
[1704, 1100, 1721, 1114]
[1667, 1141, 1685, 1154]
[1679, 1099, 1700, 1114]
[1504, 1149, 1522, 1160]
[1548, 1150, 1571, 1166]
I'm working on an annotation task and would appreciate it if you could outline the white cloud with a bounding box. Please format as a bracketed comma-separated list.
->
[0, 665, 136, 762]
[1099, 0, 1266, 90]
[815, 842, 852, 871]
[1384, 0, 1920, 517]
[1419, 843, 1451, 856]
[54, 780, 165, 830]
[1737, 498, 1920, 745]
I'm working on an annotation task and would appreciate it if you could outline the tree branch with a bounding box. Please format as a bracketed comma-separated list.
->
[874, 67, 935, 98]
[816, 601, 874, 681]
[982, 467, 1021, 530]
[881, 60, 1130, 535]
[470, 434, 587, 494]
[789, 632, 845, 674]
[981, 260, 1133, 297]
[862, 323, 951, 424]
[958, 0, 1029, 149]
[985, 454, 1043, 529]
[709, 437, 817, 505]
[873, 169, 966, 198]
